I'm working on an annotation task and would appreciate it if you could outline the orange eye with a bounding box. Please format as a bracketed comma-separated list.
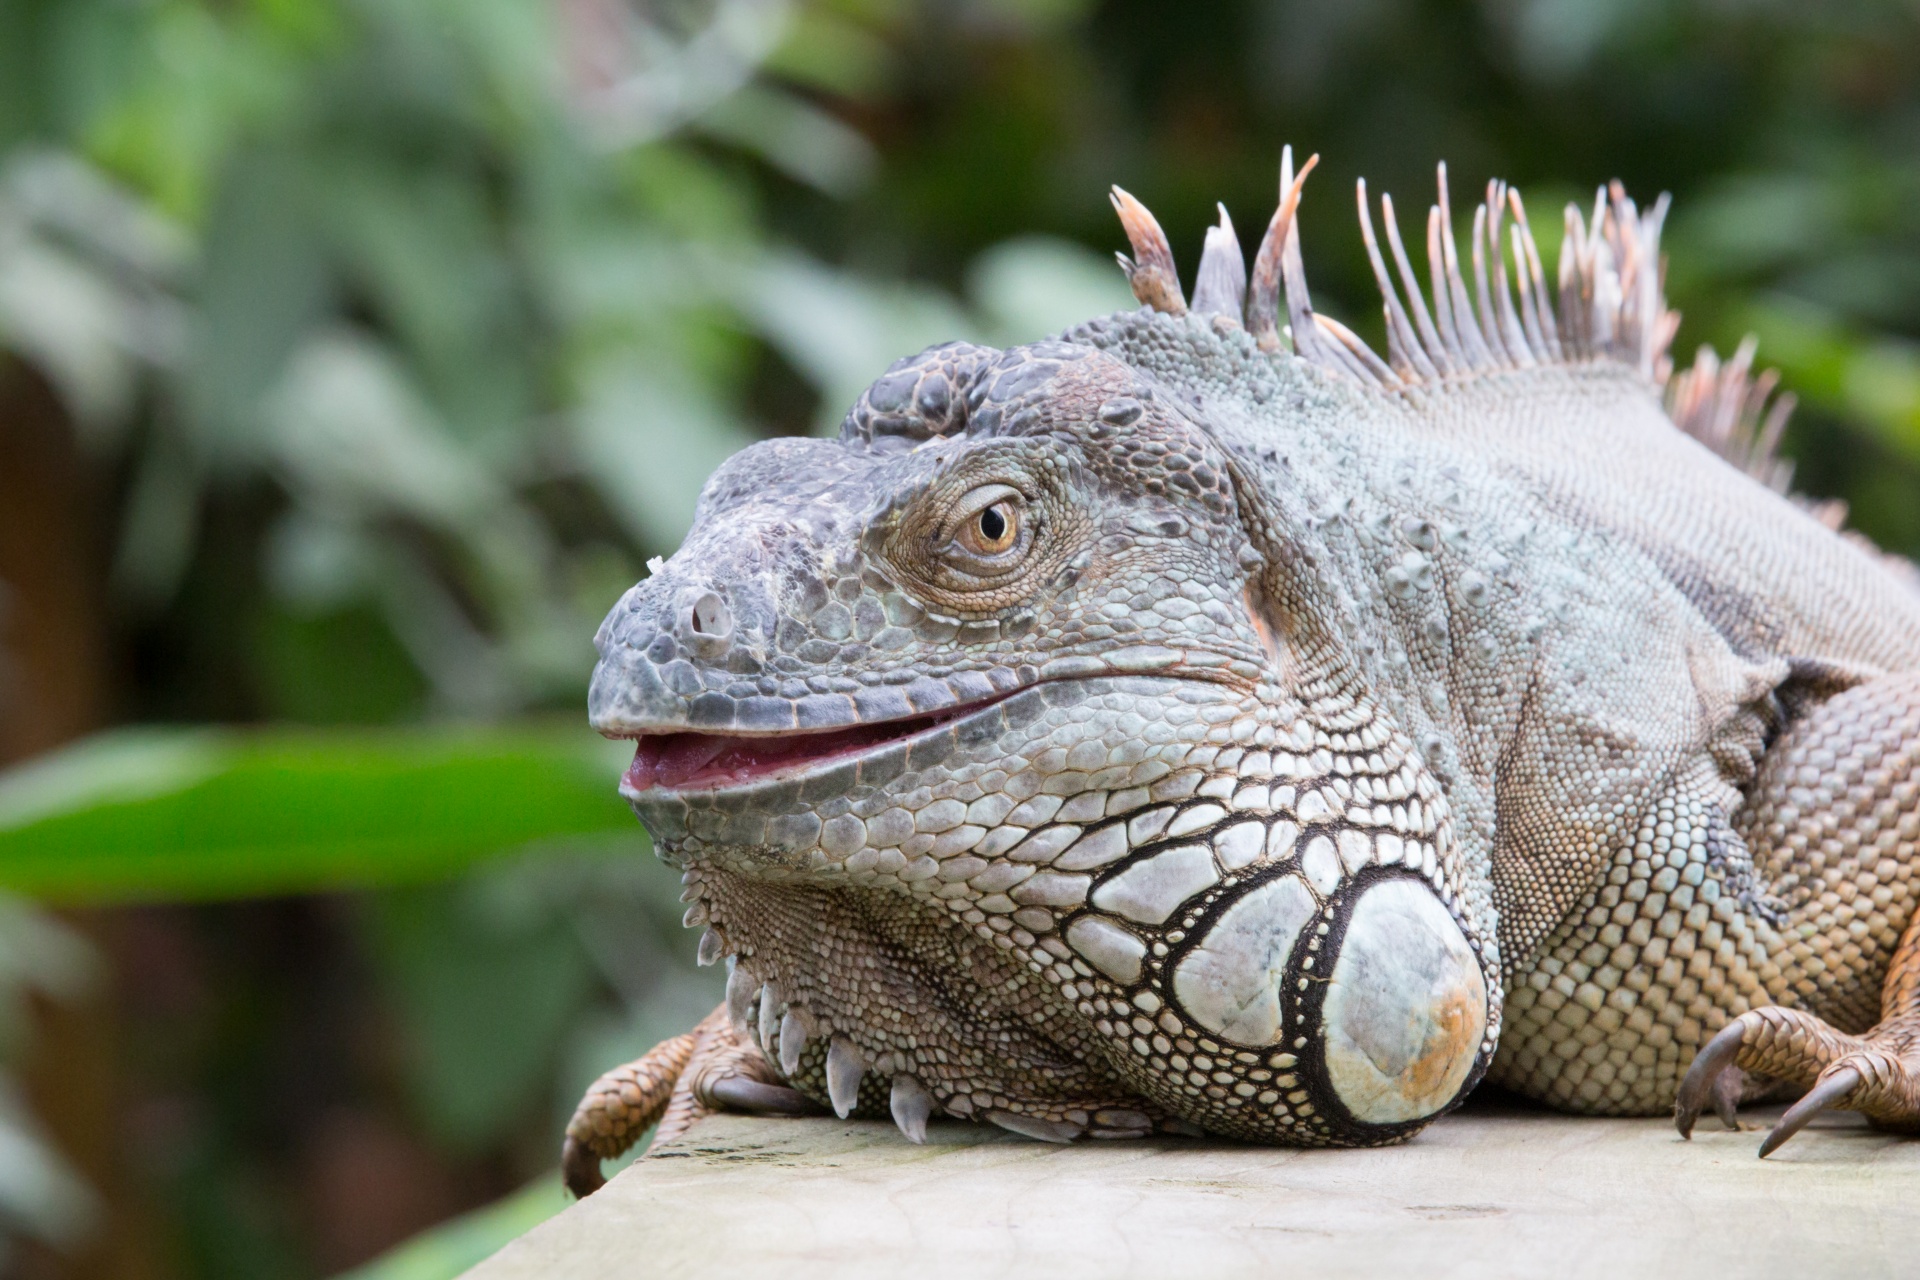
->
[958, 501, 1019, 556]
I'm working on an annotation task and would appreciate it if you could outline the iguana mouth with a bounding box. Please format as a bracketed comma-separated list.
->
[617, 689, 1019, 794]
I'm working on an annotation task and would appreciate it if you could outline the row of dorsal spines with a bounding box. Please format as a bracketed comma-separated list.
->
[1111, 146, 1684, 390]
[1663, 335, 1796, 495]
[1110, 146, 1794, 492]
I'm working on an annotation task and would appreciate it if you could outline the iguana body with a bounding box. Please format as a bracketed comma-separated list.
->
[561, 155, 1920, 1194]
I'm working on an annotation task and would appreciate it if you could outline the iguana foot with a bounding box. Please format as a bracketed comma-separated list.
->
[1675, 1005, 1920, 1156]
[562, 1003, 815, 1197]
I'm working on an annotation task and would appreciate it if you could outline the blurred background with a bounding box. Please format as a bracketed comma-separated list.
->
[0, 0, 1917, 1274]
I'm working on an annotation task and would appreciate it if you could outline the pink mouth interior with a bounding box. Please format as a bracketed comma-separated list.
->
[624, 714, 946, 792]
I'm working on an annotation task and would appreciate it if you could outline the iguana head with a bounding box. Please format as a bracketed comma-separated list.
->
[581, 159, 1591, 1145]
[590, 336, 1489, 1144]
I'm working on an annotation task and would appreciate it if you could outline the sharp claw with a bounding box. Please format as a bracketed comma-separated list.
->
[825, 1035, 866, 1119]
[890, 1073, 932, 1144]
[1758, 1066, 1861, 1159]
[709, 1076, 817, 1116]
[757, 983, 781, 1059]
[561, 1136, 606, 1199]
[1675, 1020, 1748, 1140]
[724, 961, 759, 1037]
[778, 1009, 808, 1076]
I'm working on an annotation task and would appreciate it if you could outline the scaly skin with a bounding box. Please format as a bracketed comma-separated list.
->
[562, 158, 1920, 1194]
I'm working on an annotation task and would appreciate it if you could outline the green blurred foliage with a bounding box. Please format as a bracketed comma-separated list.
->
[0, 0, 1915, 1275]
[0, 726, 633, 902]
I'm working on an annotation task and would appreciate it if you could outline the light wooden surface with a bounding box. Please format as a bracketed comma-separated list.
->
[467, 1098, 1917, 1279]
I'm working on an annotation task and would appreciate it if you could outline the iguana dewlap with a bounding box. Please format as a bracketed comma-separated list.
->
[561, 152, 1920, 1195]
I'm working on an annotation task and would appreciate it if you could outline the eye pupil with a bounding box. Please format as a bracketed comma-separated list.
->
[979, 506, 1007, 543]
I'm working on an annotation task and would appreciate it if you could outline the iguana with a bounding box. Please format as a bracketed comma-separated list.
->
[561, 150, 1920, 1196]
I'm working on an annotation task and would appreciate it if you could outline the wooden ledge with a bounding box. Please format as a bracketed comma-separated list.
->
[468, 1098, 1917, 1278]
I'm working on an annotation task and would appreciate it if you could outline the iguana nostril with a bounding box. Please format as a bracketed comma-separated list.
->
[690, 593, 729, 635]
[680, 590, 733, 655]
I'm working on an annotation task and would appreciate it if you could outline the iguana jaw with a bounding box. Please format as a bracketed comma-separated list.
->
[652, 668, 1495, 1147]
[614, 689, 1018, 795]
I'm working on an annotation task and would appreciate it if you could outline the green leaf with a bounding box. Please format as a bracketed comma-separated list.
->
[0, 724, 638, 904]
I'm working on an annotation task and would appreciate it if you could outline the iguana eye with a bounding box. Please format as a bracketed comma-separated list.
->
[963, 502, 1017, 555]
[947, 485, 1028, 564]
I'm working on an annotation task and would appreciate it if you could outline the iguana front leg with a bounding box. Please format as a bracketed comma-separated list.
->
[562, 1003, 813, 1197]
[1676, 672, 1920, 1154]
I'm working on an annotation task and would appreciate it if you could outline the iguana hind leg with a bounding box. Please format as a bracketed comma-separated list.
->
[1676, 672, 1920, 1155]
[561, 1003, 813, 1197]
[1675, 976, 1920, 1154]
